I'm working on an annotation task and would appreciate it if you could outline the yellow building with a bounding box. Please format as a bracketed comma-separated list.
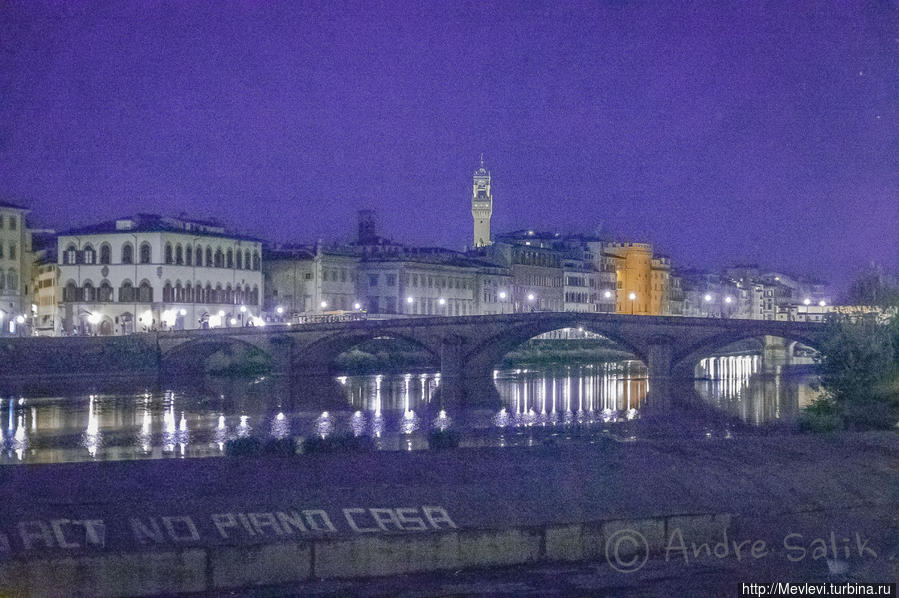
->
[603, 242, 670, 315]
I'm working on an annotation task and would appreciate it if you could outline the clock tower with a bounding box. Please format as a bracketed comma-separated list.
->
[471, 154, 493, 247]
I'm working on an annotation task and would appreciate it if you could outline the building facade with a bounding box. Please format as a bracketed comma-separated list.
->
[57, 214, 263, 334]
[0, 202, 34, 334]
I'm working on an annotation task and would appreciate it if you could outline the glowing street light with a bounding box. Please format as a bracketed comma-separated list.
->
[229, 318, 237, 326]
[87, 312, 101, 325]
[178, 308, 187, 316]
[239, 305, 247, 313]
[818, 300, 826, 307]
[218, 310, 225, 317]
[353, 302, 361, 310]
[320, 300, 328, 309]
[527, 293, 535, 301]
[498, 291, 507, 300]
[603, 290, 612, 299]
[628, 292, 636, 315]
[438, 298, 446, 305]
[724, 296, 732, 304]
[704, 294, 712, 302]
[406, 296, 414, 304]
[803, 298, 811, 306]
[276, 306, 284, 314]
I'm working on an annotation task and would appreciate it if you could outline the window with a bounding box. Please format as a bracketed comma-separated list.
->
[369, 274, 378, 287]
[386, 274, 396, 286]
[100, 244, 111, 264]
[214, 249, 223, 268]
[205, 247, 213, 266]
[304, 272, 313, 280]
[244, 250, 251, 270]
[83, 282, 95, 302]
[99, 281, 113, 302]
[163, 282, 173, 302]
[119, 281, 135, 303]
[9, 242, 16, 260]
[64, 281, 79, 302]
[164, 243, 173, 264]
[83, 245, 95, 265]
[185, 245, 192, 265]
[252, 252, 260, 270]
[236, 251, 242, 269]
[138, 281, 153, 303]
[226, 249, 233, 268]
[175, 244, 183, 265]
[64, 244, 77, 265]
[9, 216, 16, 230]
[139, 243, 151, 264]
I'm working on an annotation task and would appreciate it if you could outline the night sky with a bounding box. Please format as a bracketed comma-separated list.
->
[1, 2, 896, 289]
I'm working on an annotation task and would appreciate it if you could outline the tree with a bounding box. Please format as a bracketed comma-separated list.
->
[844, 264, 899, 308]
[807, 314, 899, 430]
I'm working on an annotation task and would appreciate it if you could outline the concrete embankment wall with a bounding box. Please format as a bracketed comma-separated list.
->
[1, 512, 734, 596]
[0, 335, 158, 378]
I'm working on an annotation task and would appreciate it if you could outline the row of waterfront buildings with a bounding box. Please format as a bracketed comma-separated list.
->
[1, 160, 835, 336]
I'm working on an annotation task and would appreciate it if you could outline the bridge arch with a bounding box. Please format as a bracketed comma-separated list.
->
[672, 329, 822, 377]
[161, 336, 274, 374]
[293, 329, 440, 375]
[464, 317, 648, 378]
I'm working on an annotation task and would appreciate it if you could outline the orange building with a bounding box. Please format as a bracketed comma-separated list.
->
[603, 242, 670, 315]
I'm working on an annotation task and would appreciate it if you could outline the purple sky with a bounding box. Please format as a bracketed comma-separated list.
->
[1, 1, 896, 289]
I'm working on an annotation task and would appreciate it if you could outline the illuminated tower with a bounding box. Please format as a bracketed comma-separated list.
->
[471, 154, 493, 247]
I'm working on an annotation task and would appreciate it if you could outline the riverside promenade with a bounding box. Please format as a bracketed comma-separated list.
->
[0, 431, 896, 596]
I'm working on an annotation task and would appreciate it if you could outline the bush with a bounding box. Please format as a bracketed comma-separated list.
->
[427, 429, 460, 450]
[799, 396, 842, 433]
[301, 434, 375, 455]
[263, 437, 297, 457]
[225, 436, 263, 457]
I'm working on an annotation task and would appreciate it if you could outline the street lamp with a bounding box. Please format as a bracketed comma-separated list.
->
[498, 291, 507, 300]
[276, 305, 284, 314]
[818, 300, 826, 307]
[704, 293, 712, 317]
[353, 302, 361, 310]
[803, 298, 811, 306]
[240, 305, 247, 313]
[628, 292, 636, 314]
[406, 296, 414, 304]
[320, 300, 328, 309]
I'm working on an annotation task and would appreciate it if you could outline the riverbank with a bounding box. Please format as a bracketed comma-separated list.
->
[0, 430, 895, 596]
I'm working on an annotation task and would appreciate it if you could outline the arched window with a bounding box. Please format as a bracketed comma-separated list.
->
[252, 252, 260, 271]
[185, 245, 192, 266]
[244, 250, 251, 270]
[83, 245, 95, 265]
[225, 284, 233, 304]
[119, 281, 135, 303]
[205, 247, 213, 266]
[64, 244, 78, 265]
[63, 281, 78, 302]
[139, 242, 151, 264]
[185, 282, 193, 303]
[175, 244, 183, 265]
[236, 250, 243, 269]
[175, 282, 183, 302]
[164, 243, 173, 265]
[214, 249, 224, 268]
[214, 283, 223, 303]
[0, 273, 6, 290]
[138, 280, 153, 303]
[226, 249, 233, 268]
[99, 244, 111, 265]
[6, 268, 17, 291]
[99, 281, 113, 302]
[251, 285, 259, 305]
[205, 283, 213, 303]
[121, 243, 133, 265]
[83, 281, 95, 302]
[163, 281, 173, 302]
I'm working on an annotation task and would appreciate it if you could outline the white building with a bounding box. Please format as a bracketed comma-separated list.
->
[57, 214, 263, 334]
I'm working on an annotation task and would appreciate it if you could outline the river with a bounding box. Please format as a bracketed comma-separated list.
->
[0, 354, 819, 464]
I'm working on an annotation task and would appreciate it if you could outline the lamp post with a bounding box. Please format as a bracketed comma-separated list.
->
[724, 295, 733, 319]
[628, 292, 637, 315]
[527, 292, 536, 312]
[703, 293, 712, 317]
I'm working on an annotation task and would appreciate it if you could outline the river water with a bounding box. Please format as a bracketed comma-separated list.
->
[0, 355, 819, 464]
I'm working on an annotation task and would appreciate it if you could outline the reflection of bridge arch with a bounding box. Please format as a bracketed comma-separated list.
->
[294, 330, 440, 374]
[672, 330, 822, 377]
[161, 336, 273, 374]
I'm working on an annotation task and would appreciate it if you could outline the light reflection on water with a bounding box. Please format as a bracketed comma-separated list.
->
[0, 355, 816, 464]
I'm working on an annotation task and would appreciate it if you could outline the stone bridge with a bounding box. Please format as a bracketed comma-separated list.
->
[155, 313, 826, 409]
